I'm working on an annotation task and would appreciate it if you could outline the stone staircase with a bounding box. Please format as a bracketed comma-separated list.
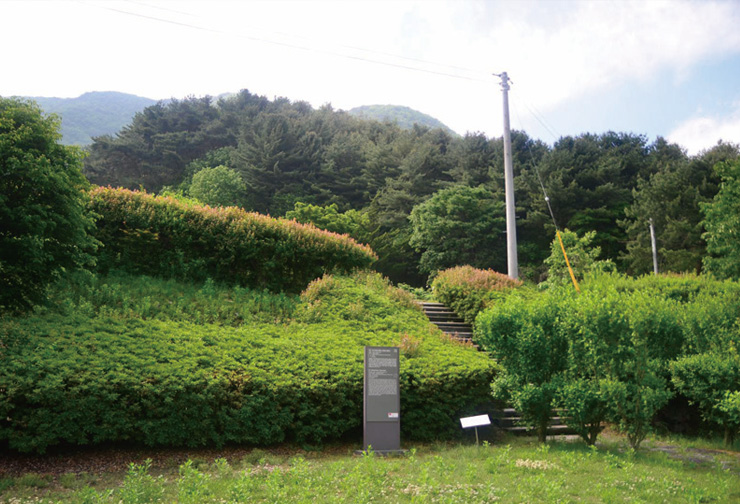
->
[493, 408, 575, 437]
[419, 302, 474, 344]
[420, 301, 578, 439]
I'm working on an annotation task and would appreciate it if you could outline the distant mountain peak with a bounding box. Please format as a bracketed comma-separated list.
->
[348, 104, 458, 136]
[24, 91, 157, 146]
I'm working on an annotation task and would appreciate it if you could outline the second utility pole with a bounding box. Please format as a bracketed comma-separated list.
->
[498, 71, 519, 279]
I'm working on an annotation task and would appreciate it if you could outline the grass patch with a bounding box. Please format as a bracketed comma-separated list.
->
[40, 271, 299, 326]
[1, 434, 738, 503]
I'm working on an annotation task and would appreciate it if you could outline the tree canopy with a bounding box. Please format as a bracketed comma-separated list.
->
[409, 185, 506, 275]
[78, 90, 740, 285]
[0, 97, 97, 312]
[702, 159, 740, 280]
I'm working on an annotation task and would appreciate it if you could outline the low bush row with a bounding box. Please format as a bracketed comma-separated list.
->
[431, 266, 522, 325]
[42, 271, 298, 326]
[475, 272, 740, 448]
[88, 187, 377, 292]
[0, 273, 497, 453]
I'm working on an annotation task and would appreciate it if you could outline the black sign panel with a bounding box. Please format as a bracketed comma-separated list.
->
[363, 346, 401, 451]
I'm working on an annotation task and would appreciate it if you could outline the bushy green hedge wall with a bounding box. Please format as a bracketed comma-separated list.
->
[88, 187, 377, 292]
[431, 266, 522, 325]
[475, 272, 740, 447]
[0, 272, 497, 453]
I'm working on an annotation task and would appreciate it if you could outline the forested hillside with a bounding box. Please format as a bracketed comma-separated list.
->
[83, 90, 740, 285]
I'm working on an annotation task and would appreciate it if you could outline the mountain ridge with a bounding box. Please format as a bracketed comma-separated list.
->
[25, 91, 158, 145]
[21, 91, 456, 145]
[348, 104, 458, 136]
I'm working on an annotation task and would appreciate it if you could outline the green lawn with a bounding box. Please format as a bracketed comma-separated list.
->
[2, 432, 738, 503]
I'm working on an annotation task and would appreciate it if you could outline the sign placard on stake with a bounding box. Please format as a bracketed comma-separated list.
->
[460, 414, 491, 429]
[460, 414, 491, 445]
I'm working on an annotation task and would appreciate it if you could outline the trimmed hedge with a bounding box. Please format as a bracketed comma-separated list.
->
[431, 266, 522, 325]
[0, 272, 497, 453]
[88, 187, 377, 292]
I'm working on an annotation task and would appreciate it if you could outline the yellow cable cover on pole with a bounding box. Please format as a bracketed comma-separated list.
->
[556, 230, 581, 293]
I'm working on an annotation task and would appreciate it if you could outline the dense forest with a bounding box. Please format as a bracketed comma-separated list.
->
[83, 89, 740, 286]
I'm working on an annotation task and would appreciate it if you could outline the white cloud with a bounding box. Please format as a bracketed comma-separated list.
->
[667, 106, 740, 155]
[458, 0, 740, 110]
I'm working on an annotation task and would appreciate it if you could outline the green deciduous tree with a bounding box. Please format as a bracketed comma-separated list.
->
[540, 228, 614, 289]
[189, 165, 247, 208]
[285, 202, 371, 244]
[702, 160, 740, 280]
[0, 97, 97, 312]
[409, 185, 506, 275]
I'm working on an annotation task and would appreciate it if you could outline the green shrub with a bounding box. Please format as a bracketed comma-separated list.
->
[477, 291, 569, 442]
[564, 286, 674, 449]
[0, 272, 497, 453]
[431, 265, 522, 325]
[717, 391, 740, 445]
[478, 280, 678, 448]
[89, 187, 377, 292]
[671, 353, 740, 445]
[540, 229, 615, 290]
[118, 459, 164, 504]
[558, 379, 608, 446]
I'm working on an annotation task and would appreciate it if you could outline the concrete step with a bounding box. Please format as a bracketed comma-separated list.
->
[420, 301, 481, 350]
[495, 416, 572, 428]
[433, 322, 473, 332]
[492, 408, 584, 436]
[502, 425, 576, 435]
[422, 309, 457, 316]
[427, 315, 465, 324]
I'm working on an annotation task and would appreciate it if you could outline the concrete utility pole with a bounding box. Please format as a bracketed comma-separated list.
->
[649, 218, 659, 275]
[497, 71, 519, 279]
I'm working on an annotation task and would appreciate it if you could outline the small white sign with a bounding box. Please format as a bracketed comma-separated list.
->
[460, 414, 491, 429]
[388, 412, 399, 419]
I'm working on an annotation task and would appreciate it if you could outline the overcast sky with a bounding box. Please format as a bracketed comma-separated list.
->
[2, 0, 739, 154]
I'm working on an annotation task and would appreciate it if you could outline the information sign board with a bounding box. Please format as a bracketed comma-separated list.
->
[363, 346, 400, 451]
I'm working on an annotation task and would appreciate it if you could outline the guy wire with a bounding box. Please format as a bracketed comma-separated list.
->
[511, 96, 581, 293]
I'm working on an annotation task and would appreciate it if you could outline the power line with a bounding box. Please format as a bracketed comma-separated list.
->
[511, 93, 561, 142]
[78, 1, 490, 83]
[123, 0, 198, 18]
[134, 0, 484, 77]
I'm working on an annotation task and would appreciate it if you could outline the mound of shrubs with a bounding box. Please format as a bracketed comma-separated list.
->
[475, 272, 740, 448]
[89, 187, 377, 292]
[431, 265, 522, 324]
[0, 272, 497, 453]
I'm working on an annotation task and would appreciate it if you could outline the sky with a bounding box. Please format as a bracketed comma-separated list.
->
[2, 0, 740, 154]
